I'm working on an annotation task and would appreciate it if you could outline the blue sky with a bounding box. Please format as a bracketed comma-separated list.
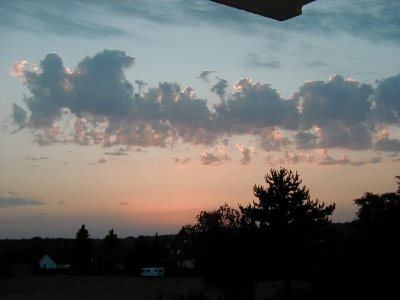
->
[0, 0, 399, 238]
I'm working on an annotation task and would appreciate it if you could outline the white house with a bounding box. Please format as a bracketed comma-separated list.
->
[38, 254, 57, 270]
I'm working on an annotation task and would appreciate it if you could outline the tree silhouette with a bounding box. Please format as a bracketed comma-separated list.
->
[240, 168, 335, 233]
[194, 203, 244, 232]
[310, 175, 400, 300]
[130, 235, 152, 273]
[347, 176, 400, 299]
[97, 229, 124, 274]
[179, 169, 336, 299]
[152, 232, 162, 264]
[179, 204, 255, 300]
[103, 229, 120, 251]
[354, 191, 400, 224]
[240, 168, 335, 288]
[72, 224, 93, 274]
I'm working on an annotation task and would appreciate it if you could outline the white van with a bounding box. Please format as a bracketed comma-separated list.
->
[141, 267, 165, 277]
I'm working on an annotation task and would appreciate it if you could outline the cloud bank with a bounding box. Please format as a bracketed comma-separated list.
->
[0, 197, 45, 208]
[10, 50, 400, 165]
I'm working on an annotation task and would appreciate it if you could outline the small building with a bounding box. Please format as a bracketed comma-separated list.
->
[38, 254, 56, 270]
[38, 253, 71, 271]
[141, 267, 164, 277]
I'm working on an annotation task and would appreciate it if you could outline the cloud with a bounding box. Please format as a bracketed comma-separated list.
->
[299, 75, 374, 128]
[198, 70, 215, 82]
[307, 0, 400, 45]
[11, 104, 27, 131]
[2, 0, 398, 46]
[200, 146, 230, 166]
[371, 74, 400, 124]
[294, 131, 318, 149]
[307, 60, 329, 68]
[211, 77, 228, 99]
[283, 1, 400, 45]
[257, 128, 292, 151]
[244, 53, 281, 69]
[25, 156, 49, 160]
[10, 51, 400, 163]
[298, 75, 376, 150]
[10, 60, 29, 77]
[98, 157, 107, 164]
[375, 139, 400, 152]
[104, 152, 129, 157]
[236, 144, 253, 165]
[173, 157, 192, 165]
[0, 197, 45, 208]
[215, 78, 300, 133]
[317, 149, 366, 166]
[0, 0, 128, 37]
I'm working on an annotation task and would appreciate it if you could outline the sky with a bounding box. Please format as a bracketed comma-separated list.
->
[0, 0, 399, 239]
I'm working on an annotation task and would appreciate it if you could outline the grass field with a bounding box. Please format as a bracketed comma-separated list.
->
[0, 275, 206, 300]
[0, 275, 310, 300]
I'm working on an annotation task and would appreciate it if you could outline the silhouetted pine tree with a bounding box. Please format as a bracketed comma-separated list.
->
[72, 224, 93, 274]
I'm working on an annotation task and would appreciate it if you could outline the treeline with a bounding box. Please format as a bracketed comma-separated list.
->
[0, 231, 182, 277]
[174, 168, 400, 299]
[1, 168, 400, 300]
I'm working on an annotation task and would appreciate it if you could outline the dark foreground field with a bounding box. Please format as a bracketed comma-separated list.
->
[0, 275, 307, 300]
[1, 275, 202, 300]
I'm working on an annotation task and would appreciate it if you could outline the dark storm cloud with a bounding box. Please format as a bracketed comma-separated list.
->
[0, 197, 45, 208]
[10, 50, 400, 156]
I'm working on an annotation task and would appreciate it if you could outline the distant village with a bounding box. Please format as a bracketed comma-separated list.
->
[0, 230, 195, 279]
